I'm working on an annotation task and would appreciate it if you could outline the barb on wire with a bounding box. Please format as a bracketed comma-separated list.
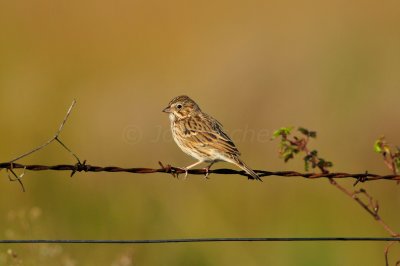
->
[0, 162, 400, 181]
[273, 127, 400, 265]
[1, 100, 399, 264]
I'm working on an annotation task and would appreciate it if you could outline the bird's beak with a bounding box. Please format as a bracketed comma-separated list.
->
[162, 106, 171, 113]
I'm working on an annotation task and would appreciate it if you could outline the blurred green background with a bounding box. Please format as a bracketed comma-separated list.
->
[0, 0, 400, 265]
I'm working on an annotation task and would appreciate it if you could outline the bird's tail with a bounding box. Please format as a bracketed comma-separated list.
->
[230, 156, 262, 181]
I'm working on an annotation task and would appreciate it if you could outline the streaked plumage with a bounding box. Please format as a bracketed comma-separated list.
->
[163, 95, 261, 181]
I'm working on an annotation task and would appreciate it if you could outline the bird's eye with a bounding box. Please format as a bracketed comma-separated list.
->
[176, 104, 182, 109]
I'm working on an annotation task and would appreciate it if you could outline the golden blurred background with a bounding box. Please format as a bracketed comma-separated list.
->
[0, 0, 399, 265]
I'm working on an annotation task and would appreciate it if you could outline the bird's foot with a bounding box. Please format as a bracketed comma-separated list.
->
[176, 167, 189, 179]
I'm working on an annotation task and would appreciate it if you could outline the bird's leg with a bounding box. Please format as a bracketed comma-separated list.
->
[182, 160, 203, 179]
[203, 161, 215, 179]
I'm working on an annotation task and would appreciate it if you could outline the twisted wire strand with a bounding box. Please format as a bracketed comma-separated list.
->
[1, 162, 399, 182]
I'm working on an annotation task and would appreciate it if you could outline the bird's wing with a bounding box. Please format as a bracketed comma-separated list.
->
[179, 113, 241, 156]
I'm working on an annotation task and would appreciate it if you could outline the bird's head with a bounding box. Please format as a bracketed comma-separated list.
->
[163, 95, 201, 121]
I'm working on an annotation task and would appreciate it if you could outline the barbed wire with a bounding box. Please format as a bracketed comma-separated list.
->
[1, 161, 400, 183]
[1, 237, 400, 244]
[2, 100, 399, 265]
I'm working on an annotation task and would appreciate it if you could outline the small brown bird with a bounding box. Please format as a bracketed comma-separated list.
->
[163, 95, 261, 181]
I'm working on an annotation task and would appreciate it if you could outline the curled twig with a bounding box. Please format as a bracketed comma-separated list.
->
[4, 100, 81, 191]
[7, 163, 26, 192]
[9, 99, 78, 163]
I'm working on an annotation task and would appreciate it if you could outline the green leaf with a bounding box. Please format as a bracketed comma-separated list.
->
[317, 159, 333, 169]
[304, 159, 310, 171]
[303, 154, 314, 171]
[374, 136, 391, 154]
[283, 153, 294, 162]
[374, 139, 383, 153]
[272, 127, 293, 139]
[394, 157, 400, 172]
[298, 127, 309, 135]
[298, 127, 317, 138]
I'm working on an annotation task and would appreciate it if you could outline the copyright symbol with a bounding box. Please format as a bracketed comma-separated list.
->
[123, 125, 143, 145]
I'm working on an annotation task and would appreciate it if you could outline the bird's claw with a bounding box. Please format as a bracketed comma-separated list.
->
[203, 167, 210, 179]
[174, 167, 188, 179]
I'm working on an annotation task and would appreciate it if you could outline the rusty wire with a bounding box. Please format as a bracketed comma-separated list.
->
[0, 161, 399, 183]
[2, 100, 400, 264]
[3, 100, 400, 184]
